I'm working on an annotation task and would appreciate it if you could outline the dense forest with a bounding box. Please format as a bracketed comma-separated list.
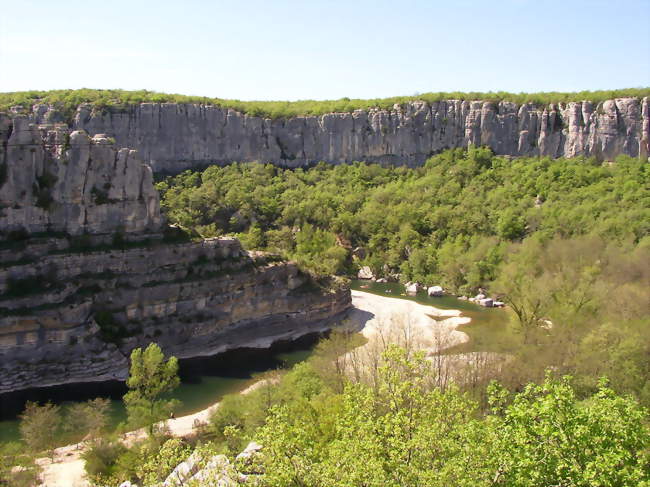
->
[1, 87, 649, 119]
[156, 148, 650, 405]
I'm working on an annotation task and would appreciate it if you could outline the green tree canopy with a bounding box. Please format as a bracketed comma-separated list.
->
[123, 343, 180, 435]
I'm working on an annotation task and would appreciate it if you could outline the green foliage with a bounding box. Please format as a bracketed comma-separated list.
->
[93, 310, 129, 344]
[1, 88, 649, 119]
[0, 163, 7, 187]
[82, 439, 129, 485]
[4, 272, 59, 298]
[255, 347, 650, 487]
[19, 402, 61, 457]
[33, 170, 57, 210]
[137, 437, 191, 485]
[489, 376, 650, 486]
[158, 149, 649, 287]
[0, 442, 39, 487]
[90, 186, 112, 205]
[123, 343, 180, 435]
[64, 398, 111, 442]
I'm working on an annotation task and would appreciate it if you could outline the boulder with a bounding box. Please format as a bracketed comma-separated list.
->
[163, 450, 203, 486]
[405, 282, 418, 296]
[479, 298, 494, 307]
[187, 454, 238, 485]
[235, 441, 264, 475]
[357, 266, 374, 280]
[427, 285, 443, 297]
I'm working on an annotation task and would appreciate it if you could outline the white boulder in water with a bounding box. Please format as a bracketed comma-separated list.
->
[405, 282, 418, 296]
[479, 298, 494, 307]
[427, 286, 443, 297]
[357, 266, 375, 280]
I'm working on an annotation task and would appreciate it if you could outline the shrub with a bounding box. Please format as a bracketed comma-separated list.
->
[82, 439, 128, 484]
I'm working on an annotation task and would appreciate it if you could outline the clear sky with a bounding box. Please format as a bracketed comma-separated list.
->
[1, 0, 648, 100]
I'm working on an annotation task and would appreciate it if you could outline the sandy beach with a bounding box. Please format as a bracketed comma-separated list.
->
[37, 291, 469, 486]
[349, 290, 471, 354]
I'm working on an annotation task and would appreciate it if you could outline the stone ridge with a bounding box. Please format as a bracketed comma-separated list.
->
[0, 114, 162, 236]
[0, 237, 351, 394]
[9, 97, 645, 173]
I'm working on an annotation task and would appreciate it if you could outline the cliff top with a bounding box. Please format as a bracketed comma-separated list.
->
[1, 87, 649, 120]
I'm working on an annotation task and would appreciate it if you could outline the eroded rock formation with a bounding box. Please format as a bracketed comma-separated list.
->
[16, 97, 647, 173]
[0, 115, 161, 236]
[0, 118, 350, 395]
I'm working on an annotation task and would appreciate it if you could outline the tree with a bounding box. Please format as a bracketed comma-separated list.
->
[19, 402, 62, 458]
[123, 343, 180, 435]
[65, 398, 111, 442]
[489, 375, 650, 487]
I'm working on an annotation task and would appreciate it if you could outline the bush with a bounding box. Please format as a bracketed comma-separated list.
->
[94, 310, 129, 343]
[5, 272, 59, 298]
[137, 437, 191, 485]
[82, 439, 129, 484]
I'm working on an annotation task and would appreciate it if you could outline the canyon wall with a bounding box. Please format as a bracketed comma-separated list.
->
[0, 118, 350, 394]
[0, 115, 161, 235]
[15, 97, 647, 173]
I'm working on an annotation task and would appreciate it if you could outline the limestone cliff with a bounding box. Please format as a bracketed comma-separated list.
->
[0, 119, 351, 395]
[0, 115, 162, 236]
[0, 237, 350, 394]
[15, 97, 646, 173]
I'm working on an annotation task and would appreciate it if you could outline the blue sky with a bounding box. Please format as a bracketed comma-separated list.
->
[1, 0, 648, 100]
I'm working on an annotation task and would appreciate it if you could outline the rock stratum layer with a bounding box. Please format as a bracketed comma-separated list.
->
[9, 97, 648, 173]
[0, 119, 350, 395]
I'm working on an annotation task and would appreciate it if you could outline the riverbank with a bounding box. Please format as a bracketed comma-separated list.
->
[36, 380, 270, 487]
[36, 291, 473, 486]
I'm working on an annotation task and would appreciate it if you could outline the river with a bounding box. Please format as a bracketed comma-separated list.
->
[1, 282, 510, 445]
[0, 335, 319, 444]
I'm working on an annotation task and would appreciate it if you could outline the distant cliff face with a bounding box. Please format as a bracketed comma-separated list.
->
[16, 97, 639, 172]
[0, 116, 351, 395]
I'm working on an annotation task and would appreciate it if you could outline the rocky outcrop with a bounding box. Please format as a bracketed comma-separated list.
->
[0, 115, 162, 236]
[0, 118, 351, 395]
[13, 97, 646, 173]
[0, 236, 350, 394]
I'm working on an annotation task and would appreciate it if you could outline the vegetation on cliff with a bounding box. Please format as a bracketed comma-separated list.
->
[1, 87, 649, 119]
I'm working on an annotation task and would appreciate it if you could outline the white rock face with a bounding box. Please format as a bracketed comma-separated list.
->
[59, 97, 650, 173]
[0, 116, 162, 236]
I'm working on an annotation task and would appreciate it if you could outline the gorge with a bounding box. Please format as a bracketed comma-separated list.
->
[0, 113, 350, 397]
